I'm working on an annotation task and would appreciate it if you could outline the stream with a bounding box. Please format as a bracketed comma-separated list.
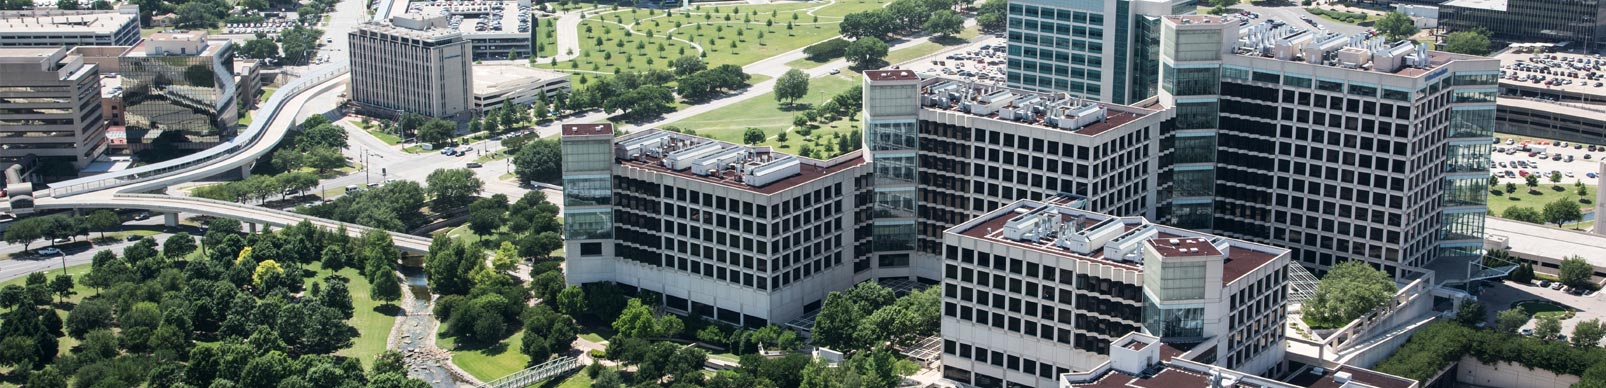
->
[395, 258, 472, 388]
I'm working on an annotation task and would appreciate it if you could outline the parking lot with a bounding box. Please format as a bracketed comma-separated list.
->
[1491, 135, 1606, 185]
[900, 36, 1007, 84]
[1479, 281, 1605, 345]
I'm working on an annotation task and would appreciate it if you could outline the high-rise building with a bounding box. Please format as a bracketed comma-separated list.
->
[0, 47, 108, 178]
[119, 31, 237, 152]
[863, 69, 1175, 282]
[938, 197, 1291, 387]
[0, 6, 141, 48]
[1440, 0, 1606, 53]
[1004, 0, 1194, 104]
[349, 14, 474, 120]
[560, 124, 874, 327]
[1154, 15, 1498, 278]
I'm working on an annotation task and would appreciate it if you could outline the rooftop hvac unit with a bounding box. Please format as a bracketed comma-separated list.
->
[742, 155, 800, 187]
[661, 142, 723, 170]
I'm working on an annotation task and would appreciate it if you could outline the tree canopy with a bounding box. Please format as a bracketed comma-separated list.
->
[1303, 261, 1397, 329]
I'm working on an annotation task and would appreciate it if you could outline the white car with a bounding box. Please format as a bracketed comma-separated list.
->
[38, 248, 62, 255]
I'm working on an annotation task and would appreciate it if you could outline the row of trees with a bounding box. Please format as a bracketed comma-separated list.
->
[2, 211, 125, 250]
[1377, 320, 1606, 387]
[193, 171, 321, 204]
[1500, 198, 1584, 228]
[674, 57, 753, 102]
[464, 191, 563, 258]
[812, 282, 942, 353]
[839, 0, 958, 41]
[3, 215, 421, 387]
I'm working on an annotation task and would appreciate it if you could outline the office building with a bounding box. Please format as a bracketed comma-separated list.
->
[349, 14, 474, 120]
[1493, 51, 1606, 145]
[1061, 332, 1417, 388]
[1004, 0, 1194, 104]
[119, 31, 238, 151]
[402, 0, 536, 60]
[939, 198, 1291, 387]
[561, 124, 874, 327]
[1154, 15, 1498, 278]
[863, 70, 1175, 282]
[234, 59, 262, 111]
[0, 47, 108, 178]
[1440, 0, 1606, 52]
[0, 6, 141, 48]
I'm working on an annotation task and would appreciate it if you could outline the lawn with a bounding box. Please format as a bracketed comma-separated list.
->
[437, 319, 531, 381]
[534, 19, 698, 75]
[535, 16, 559, 58]
[1514, 300, 1571, 319]
[1487, 179, 1595, 228]
[1304, 7, 1380, 25]
[669, 71, 862, 156]
[309, 265, 400, 367]
[367, 130, 402, 145]
[535, 371, 592, 388]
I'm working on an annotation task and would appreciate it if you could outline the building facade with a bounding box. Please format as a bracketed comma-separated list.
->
[561, 124, 875, 327]
[1440, 0, 1606, 52]
[0, 6, 141, 48]
[349, 14, 474, 120]
[118, 31, 238, 151]
[1005, 0, 1194, 104]
[864, 70, 1175, 283]
[0, 47, 108, 178]
[939, 198, 1290, 387]
[1154, 15, 1498, 278]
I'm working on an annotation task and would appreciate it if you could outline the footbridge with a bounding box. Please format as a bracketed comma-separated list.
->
[10, 63, 432, 254]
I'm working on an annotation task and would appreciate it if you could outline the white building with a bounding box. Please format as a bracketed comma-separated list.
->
[0, 5, 140, 48]
[939, 198, 1291, 387]
[561, 124, 874, 327]
[348, 14, 474, 120]
[471, 64, 570, 112]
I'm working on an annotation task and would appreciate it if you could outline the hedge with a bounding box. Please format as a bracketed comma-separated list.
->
[1373, 322, 1606, 388]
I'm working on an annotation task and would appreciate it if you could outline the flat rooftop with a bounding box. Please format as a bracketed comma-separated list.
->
[950, 199, 1286, 283]
[918, 77, 1158, 137]
[473, 64, 568, 92]
[1170, 15, 1483, 77]
[612, 129, 866, 195]
[408, 0, 531, 36]
[1487, 215, 1606, 269]
[561, 123, 611, 137]
[124, 37, 229, 58]
[0, 47, 62, 61]
[865, 69, 921, 81]
[0, 9, 136, 34]
[355, 21, 463, 41]
[1442, 0, 1506, 11]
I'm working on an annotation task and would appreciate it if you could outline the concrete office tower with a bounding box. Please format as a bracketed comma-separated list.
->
[1156, 15, 1499, 279]
[0, 5, 141, 48]
[119, 31, 238, 151]
[862, 70, 1174, 283]
[0, 47, 109, 177]
[1004, 0, 1194, 104]
[939, 197, 1290, 387]
[349, 14, 474, 120]
[561, 124, 874, 327]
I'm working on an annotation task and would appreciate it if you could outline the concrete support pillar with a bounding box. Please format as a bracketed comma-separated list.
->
[240, 165, 252, 179]
[248, 223, 257, 234]
[164, 213, 179, 227]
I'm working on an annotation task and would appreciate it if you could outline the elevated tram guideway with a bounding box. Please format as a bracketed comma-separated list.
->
[5, 63, 432, 254]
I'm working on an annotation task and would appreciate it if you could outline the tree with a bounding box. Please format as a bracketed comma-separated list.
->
[840, 10, 896, 40]
[1495, 308, 1528, 334]
[164, 233, 198, 259]
[1304, 261, 1397, 329]
[742, 128, 766, 145]
[672, 55, 708, 77]
[1571, 318, 1606, 347]
[1525, 174, 1541, 191]
[2, 215, 45, 250]
[241, 38, 280, 61]
[1374, 12, 1419, 41]
[774, 69, 810, 106]
[1503, 206, 1543, 223]
[804, 38, 852, 61]
[1535, 315, 1563, 339]
[513, 139, 562, 184]
[1559, 256, 1594, 288]
[1506, 181, 1519, 195]
[845, 37, 889, 69]
[299, 123, 349, 150]
[1454, 301, 1485, 327]
[556, 286, 586, 316]
[977, 0, 1006, 31]
[368, 267, 402, 304]
[1543, 198, 1583, 228]
[302, 146, 347, 174]
[418, 119, 455, 145]
[65, 299, 114, 338]
[85, 210, 120, 238]
[1444, 30, 1492, 56]
[924, 10, 965, 37]
[48, 274, 73, 304]
[174, 2, 219, 29]
[27, 365, 65, 388]
[426, 168, 484, 211]
[467, 197, 508, 236]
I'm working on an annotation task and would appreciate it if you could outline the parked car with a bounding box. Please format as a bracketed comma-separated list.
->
[1540, 280, 1552, 287]
[466, 162, 483, 168]
[38, 248, 62, 255]
[1553, 282, 1566, 290]
[125, 234, 142, 242]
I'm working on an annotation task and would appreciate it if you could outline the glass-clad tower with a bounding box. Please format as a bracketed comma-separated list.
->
[119, 31, 236, 151]
[1005, 0, 1195, 104]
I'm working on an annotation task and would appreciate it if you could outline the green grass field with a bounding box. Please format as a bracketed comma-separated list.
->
[1515, 300, 1571, 319]
[668, 71, 862, 156]
[437, 319, 531, 381]
[311, 265, 400, 367]
[1488, 178, 1595, 228]
[536, 17, 560, 57]
[534, 19, 697, 74]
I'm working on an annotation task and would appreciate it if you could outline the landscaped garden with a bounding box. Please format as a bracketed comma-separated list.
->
[1514, 300, 1573, 320]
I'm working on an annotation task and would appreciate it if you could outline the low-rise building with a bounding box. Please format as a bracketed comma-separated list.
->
[471, 64, 570, 112]
[0, 47, 109, 179]
[939, 197, 1291, 387]
[1495, 51, 1606, 145]
[0, 5, 141, 48]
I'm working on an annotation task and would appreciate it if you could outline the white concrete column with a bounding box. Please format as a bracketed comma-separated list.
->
[164, 213, 179, 227]
[240, 165, 253, 179]
[248, 222, 258, 234]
